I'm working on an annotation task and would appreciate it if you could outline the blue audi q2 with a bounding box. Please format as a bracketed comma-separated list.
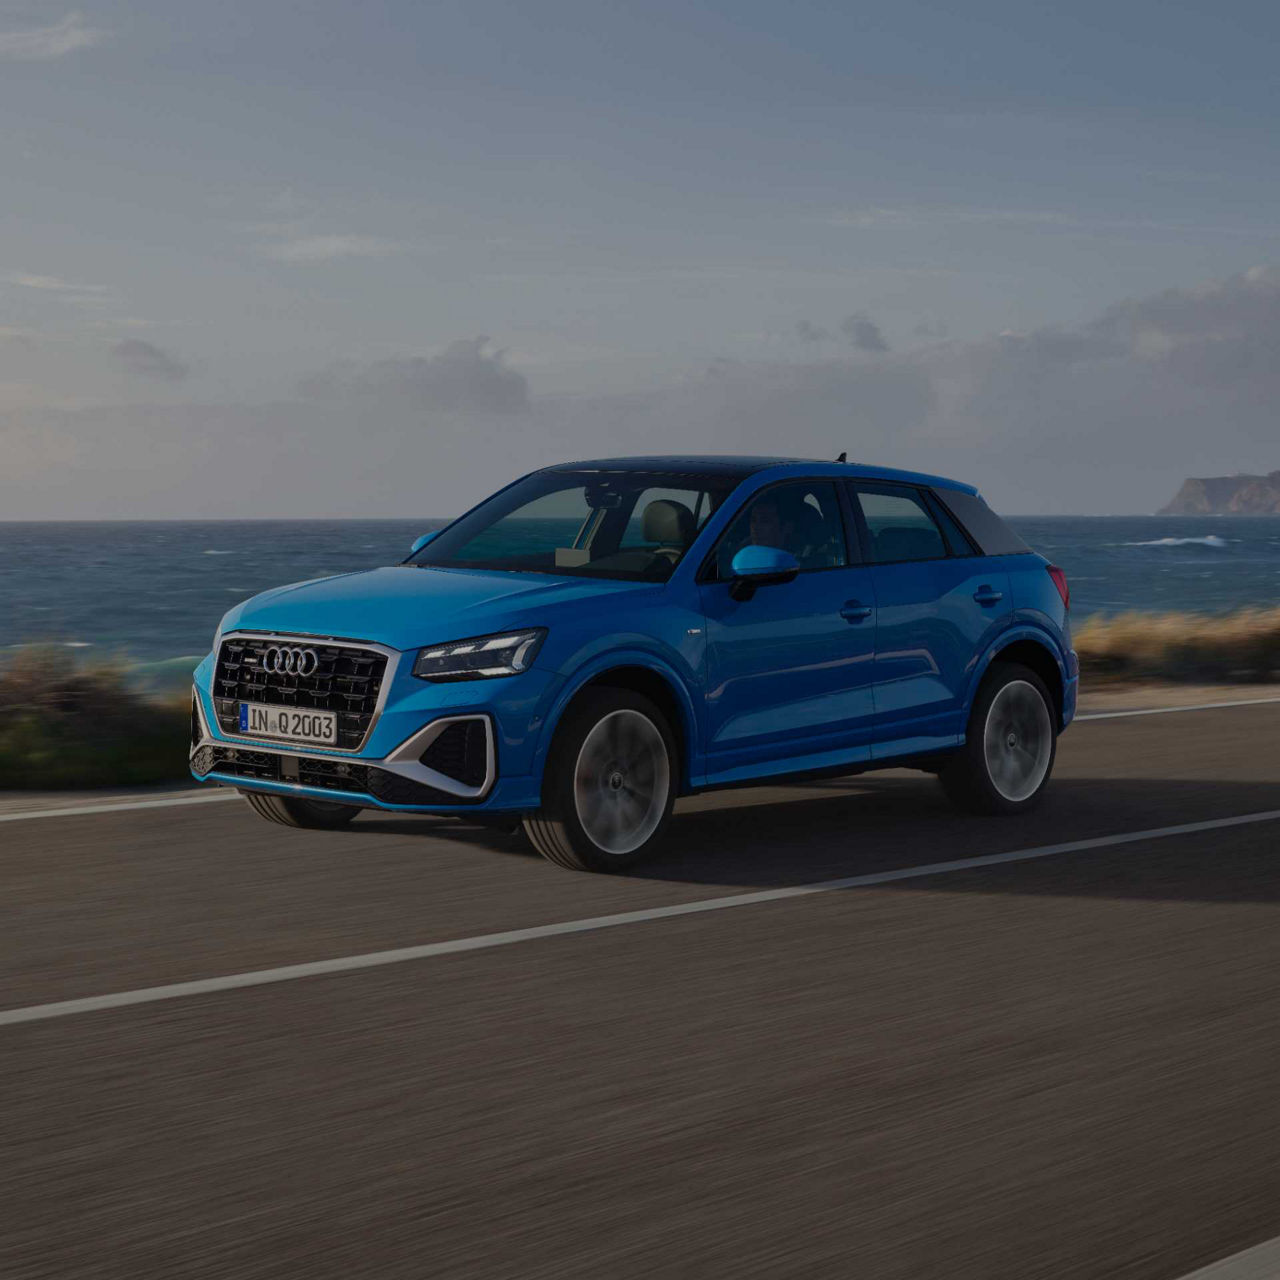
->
[190, 457, 1077, 872]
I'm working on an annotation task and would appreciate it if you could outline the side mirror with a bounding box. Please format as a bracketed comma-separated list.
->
[729, 545, 800, 600]
[409, 530, 438, 555]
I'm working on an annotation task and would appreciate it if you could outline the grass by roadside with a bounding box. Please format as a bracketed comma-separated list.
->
[0, 648, 190, 789]
[1075, 608, 1280, 685]
[3, 609, 1279, 791]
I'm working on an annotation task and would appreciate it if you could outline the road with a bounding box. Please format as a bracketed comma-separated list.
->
[4, 700, 1280, 1279]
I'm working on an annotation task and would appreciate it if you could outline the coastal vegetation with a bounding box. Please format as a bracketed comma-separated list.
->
[0, 647, 189, 789]
[1074, 608, 1280, 684]
[2, 614, 1279, 790]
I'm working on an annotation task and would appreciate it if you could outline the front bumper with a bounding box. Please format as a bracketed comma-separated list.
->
[189, 640, 554, 813]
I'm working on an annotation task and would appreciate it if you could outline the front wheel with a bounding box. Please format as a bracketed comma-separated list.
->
[523, 688, 677, 872]
[940, 663, 1057, 815]
[241, 791, 362, 829]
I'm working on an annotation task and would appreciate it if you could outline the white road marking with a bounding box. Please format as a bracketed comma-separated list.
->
[1174, 1235, 1280, 1279]
[3, 807, 1279, 1029]
[0, 791, 236, 823]
[1077, 695, 1280, 722]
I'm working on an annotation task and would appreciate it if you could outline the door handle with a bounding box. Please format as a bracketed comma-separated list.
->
[973, 586, 1004, 606]
[840, 601, 874, 622]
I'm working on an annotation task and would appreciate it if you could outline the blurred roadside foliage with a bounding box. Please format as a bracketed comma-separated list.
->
[1075, 608, 1280, 684]
[0, 647, 189, 789]
[3, 613, 1278, 790]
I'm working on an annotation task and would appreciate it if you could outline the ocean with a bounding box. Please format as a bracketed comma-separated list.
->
[3, 517, 1279, 686]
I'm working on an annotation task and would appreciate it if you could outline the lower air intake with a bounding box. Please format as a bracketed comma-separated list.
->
[419, 719, 489, 788]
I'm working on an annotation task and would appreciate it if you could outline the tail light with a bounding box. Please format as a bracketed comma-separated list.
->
[1047, 564, 1070, 611]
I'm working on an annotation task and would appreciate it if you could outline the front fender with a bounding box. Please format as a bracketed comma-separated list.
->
[535, 646, 704, 791]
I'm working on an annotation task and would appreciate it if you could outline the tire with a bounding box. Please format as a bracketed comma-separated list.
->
[939, 662, 1057, 815]
[523, 688, 677, 872]
[241, 790, 362, 829]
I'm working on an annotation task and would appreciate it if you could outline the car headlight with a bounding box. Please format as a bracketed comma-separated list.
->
[411, 629, 546, 682]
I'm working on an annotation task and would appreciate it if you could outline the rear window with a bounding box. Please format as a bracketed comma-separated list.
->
[933, 490, 1031, 556]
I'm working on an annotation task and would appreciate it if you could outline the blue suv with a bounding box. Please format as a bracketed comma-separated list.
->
[190, 457, 1077, 871]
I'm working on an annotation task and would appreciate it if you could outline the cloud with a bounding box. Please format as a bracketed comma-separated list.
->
[1086, 265, 1280, 392]
[818, 204, 1271, 241]
[90, 315, 156, 330]
[536, 266, 1280, 514]
[820, 205, 1081, 231]
[7, 271, 111, 315]
[914, 319, 948, 339]
[0, 400, 526, 518]
[841, 313, 890, 353]
[7, 272, 106, 293]
[262, 234, 400, 263]
[796, 320, 830, 343]
[0, 12, 103, 61]
[110, 340, 190, 382]
[7, 268, 1280, 518]
[300, 337, 529, 414]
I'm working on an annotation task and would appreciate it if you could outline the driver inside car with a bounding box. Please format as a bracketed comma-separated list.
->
[739, 489, 843, 570]
[748, 493, 793, 552]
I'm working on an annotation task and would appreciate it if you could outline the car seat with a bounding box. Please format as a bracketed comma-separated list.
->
[642, 498, 696, 562]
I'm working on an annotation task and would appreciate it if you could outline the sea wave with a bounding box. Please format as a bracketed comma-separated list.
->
[1121, 535, 1230, 549]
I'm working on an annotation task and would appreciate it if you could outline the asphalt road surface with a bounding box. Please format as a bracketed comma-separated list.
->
[5, 701, 1280, 1279]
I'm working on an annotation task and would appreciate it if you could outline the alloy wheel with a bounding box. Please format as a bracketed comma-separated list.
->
[572, 709, 671, 854]
[982, 679, 1053, 803]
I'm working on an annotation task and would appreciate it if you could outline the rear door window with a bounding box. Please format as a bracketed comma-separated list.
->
[850, 485, 948, 564]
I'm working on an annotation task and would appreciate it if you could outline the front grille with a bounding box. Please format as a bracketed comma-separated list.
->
[420, 719, 489, 788]
[197, 747, 478, 806]
[296, 755, 366, 793]
[213, 636, 389, 751]
[209, 747, 279, 781]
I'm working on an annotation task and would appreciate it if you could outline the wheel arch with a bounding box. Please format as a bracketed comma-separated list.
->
[970, 627, 1069, 728]
[537, 653, 699, 793]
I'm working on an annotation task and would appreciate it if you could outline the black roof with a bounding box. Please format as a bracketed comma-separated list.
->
[543, 455, 980, 494]
[549, 455, 809, 478]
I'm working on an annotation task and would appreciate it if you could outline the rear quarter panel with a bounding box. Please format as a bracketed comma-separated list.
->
[971, 553, 1076, 729]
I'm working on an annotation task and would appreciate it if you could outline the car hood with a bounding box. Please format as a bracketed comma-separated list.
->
[222, 565, 654, 652]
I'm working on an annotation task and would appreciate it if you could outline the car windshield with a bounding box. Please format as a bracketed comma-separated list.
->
[409, 470, 738, 581]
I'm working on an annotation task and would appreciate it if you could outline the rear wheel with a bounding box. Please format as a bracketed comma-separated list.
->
[241, 791, 361, 829]
[940, 662, 1057, 815]
[523, 688, 676, 872]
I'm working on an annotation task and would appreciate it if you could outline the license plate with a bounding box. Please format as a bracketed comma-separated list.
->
[238, 703, 337, 746]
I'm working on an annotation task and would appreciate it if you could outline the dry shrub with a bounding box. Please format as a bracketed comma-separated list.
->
[0, 647, 190, 789]
[1075, 608, 1280, 684]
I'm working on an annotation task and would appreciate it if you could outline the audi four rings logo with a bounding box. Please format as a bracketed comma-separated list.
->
[263, 646, 319, 676]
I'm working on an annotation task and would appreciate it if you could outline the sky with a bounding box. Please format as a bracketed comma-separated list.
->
[2, 0, 1280, 517]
